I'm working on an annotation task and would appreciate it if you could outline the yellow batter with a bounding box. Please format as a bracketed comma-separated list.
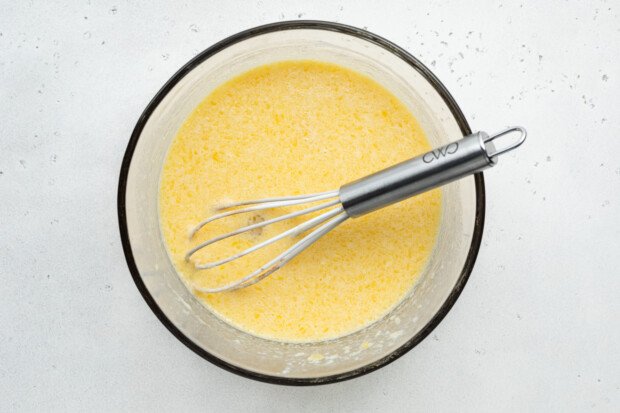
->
[160, 61, 441, 342]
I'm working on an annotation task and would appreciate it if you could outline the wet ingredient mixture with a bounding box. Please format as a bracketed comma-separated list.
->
[160, 60, 441, 342]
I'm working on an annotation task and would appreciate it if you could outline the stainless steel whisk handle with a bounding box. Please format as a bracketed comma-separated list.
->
[339, 126, 527, 217]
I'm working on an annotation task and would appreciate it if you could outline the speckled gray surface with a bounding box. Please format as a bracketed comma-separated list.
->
[1, 0, 619, 411]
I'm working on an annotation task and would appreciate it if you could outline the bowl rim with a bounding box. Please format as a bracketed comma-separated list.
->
[117, 20, 485, 386]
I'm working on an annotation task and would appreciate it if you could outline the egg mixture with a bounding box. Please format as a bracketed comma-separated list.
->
[159, 60, 441, 342]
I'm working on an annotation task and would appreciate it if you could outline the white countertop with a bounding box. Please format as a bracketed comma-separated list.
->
[1, 0, 619, 411]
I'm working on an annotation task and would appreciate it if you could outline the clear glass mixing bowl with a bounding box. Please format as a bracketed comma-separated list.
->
[118, 21, 484, 384]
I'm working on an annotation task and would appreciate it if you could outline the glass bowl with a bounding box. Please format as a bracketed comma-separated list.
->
[118, 21, 484, 385]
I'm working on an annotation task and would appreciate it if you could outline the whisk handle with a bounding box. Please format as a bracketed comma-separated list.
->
[339, 127, 526, 217]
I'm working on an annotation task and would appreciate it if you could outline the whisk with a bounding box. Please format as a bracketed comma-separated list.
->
[186, 127, 526, 293]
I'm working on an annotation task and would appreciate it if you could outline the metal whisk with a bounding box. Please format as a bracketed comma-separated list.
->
[186, 127, 527, 293]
